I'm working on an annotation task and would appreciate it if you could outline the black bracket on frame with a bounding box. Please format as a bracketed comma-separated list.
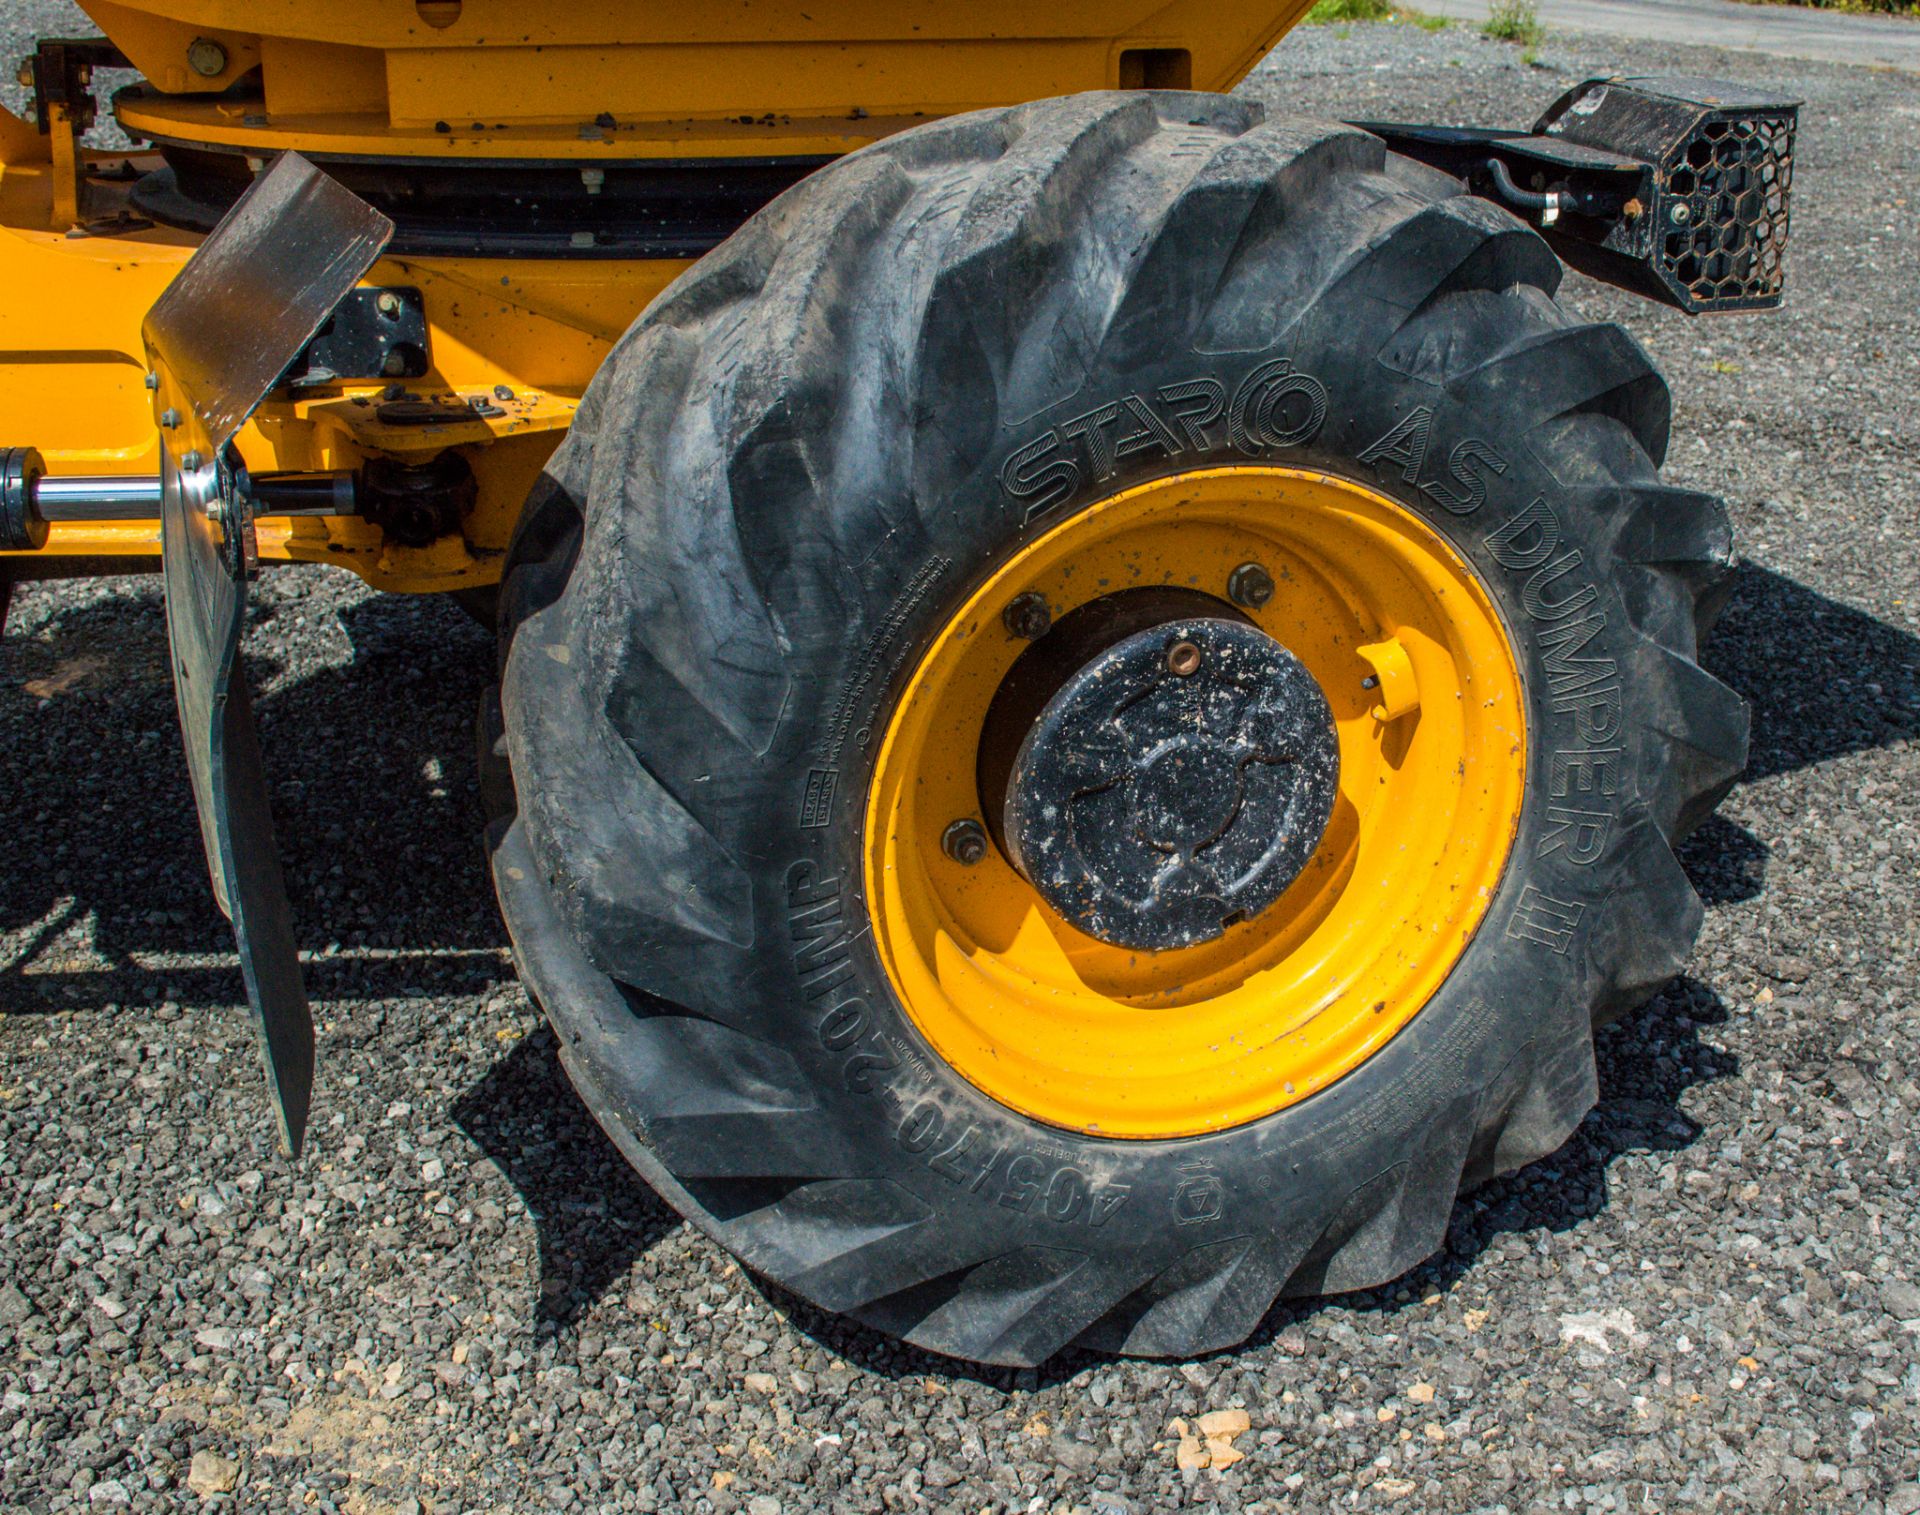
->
[282, 286, 431, 388]
[18, 36, 130, 137]
[1357, 75, 1800, 314]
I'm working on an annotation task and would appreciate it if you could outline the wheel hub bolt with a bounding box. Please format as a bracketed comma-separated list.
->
[1227, 561, 1275, 610]
[1002, 592, 1051, 640]
[942, 818, 989, 866]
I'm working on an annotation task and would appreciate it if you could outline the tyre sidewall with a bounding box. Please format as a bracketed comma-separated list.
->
[749, 337, 1644, 1267]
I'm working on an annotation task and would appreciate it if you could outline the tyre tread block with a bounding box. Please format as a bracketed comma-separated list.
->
[1491, 1028, 1600, 1176]
[1442, 322, 1672, 465]
[894, 1246, 1144, 1367]
[716, 1177, 933, 1277]
[1299, 193, 1563, 358]
[1587, 816, 1706, 1023]
[512, 680, 754, 972]
[611, 1018, 811, 1121]
[588, 331, 796, 766]
[643, 1113, 851, 1179]
[1614, 484, 1739, 635]
[1200, 161, 1445, 357]
[1631, 635, 1751, 840]
[784, 1216, 1006, 1316]
[1099, 119, 1379, 370]
[1090, 1234, 1294, 1359]
[721, 153, 919, 453]
[921, 93, 1201, 424]
[1289, 1098, 1476, 1297]
[495, 483, 584, 660]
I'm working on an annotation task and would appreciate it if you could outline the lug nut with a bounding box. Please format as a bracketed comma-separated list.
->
[942, 818, 989, 866]
[1166, 639, 1202, 677]
[1227, 561, 1275, 609]
[1002, 592, 1051, 640]
[160, 408, 180, 429]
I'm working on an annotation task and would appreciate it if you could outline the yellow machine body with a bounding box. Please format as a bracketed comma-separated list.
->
[0, 0, 1316, 591]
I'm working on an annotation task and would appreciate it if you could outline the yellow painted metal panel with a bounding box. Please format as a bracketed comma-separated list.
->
[260, 38, 389, 119]
[91, 0, 1314, 153]
[87, 0, 1201, 49]
[0, 105, 47, 168]
[82, 0, 260, 95]
[14, 0, 1318, 591]
[384, 39, 1104, 127]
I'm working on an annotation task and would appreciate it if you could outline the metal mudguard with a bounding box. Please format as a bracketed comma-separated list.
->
[143, 154, 392, 1156]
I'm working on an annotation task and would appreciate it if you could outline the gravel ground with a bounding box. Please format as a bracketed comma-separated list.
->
[2, 9, 1918, 1514]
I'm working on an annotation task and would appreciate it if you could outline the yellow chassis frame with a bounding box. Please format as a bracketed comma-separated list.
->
[0, 0, 1313, 594]
[0, 138, 679, 591]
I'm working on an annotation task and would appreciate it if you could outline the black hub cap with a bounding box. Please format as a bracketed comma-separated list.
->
[988, 605, 1339, 952]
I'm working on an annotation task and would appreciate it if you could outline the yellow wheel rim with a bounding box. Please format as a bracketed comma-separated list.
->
[863, 468, 1527, 1138]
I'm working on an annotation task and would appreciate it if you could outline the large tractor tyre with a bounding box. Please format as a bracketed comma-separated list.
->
[488, 92, 1746, 1365]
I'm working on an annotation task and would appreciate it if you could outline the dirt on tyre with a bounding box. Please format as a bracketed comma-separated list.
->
[489, 91, 1747, 1365]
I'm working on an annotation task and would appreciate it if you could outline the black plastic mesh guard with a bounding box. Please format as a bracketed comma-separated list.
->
[1661, 111, 1795, 310]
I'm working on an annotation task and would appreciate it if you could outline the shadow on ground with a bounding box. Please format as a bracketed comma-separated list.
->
[0, 582, 508, 1013]
[452, 1026, 681, 1332]
[1, 557, 1914, 1375]
[1707, 561, 1920, 780]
